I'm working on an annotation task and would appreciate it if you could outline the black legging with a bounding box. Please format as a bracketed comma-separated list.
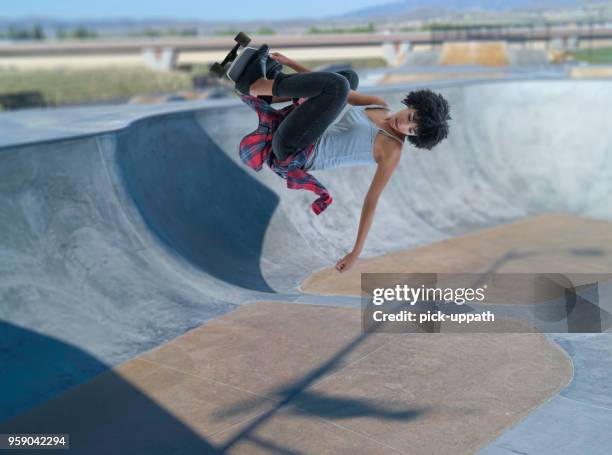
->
[270, 70, 358, 161]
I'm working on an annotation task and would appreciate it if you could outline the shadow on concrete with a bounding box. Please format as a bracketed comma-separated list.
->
[116, 113, 278, 293]
[0, 351, 221, 454]
[1, 320, 423, 454]
[0, 321, 108, 422]
[288, 391, 423, 420]
[214, 329, 426, 453]
[468, 246, 607, 289]
[0, 322, 221, 452]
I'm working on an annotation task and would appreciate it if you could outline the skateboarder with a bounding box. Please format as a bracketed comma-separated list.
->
[236, 45, 451, 272]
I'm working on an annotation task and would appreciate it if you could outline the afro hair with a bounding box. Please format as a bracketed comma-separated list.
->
[401, 89, 451, 150]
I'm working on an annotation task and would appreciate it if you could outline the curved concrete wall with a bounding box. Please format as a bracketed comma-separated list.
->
[1, 79, 611, 421]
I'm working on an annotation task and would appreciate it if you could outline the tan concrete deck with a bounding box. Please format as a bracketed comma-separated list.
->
[571, 66, 612, 79]
[0, 301, 571, 454]
[380, 72, 506, 85]
[302, 214, 612, 297]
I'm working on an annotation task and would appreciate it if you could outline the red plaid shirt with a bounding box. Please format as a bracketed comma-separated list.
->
[238, 95, 332, 215]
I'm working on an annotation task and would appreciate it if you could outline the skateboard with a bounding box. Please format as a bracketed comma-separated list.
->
[209, 32, 257, 82]
[209, 31, 281, 83]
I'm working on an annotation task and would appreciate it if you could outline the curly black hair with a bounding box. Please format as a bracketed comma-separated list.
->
[402, 89, 451, 150]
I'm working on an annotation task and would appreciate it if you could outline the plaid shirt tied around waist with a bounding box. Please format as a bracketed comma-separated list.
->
[238, 95, 332, 215]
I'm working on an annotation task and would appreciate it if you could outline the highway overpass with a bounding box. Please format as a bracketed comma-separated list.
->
[1, 25, 612, 70]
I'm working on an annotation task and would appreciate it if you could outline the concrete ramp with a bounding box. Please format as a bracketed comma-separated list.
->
[114, 113, 277, 292]
[440, 41, 510, 66]
[1, 80, 611, 444]
[507, 47, 549, 65]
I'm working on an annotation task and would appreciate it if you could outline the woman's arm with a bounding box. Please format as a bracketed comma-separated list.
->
[336, 142, 402, 272]
[266, 53, 310, 104]
[347, 90, 388, 107]
[286, 60, 311, 74]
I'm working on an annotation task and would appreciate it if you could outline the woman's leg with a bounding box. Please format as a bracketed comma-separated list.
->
[336, 69, 359, 91]
[270, 71, 350, 162]
[256, 69, 358, 104]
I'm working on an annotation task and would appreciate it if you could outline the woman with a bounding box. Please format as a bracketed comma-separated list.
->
[235, 45, 451, 273]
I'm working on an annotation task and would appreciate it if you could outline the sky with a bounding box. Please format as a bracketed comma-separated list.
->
[0, 0, 391, 21]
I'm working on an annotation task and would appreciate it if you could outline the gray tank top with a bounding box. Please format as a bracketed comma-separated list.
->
[305, 104, 404, 171]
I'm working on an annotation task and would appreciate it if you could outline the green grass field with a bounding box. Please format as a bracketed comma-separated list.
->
[570, 47, 612, 64]
[0, 57, 388, 109]
[0, 67, 192, 107]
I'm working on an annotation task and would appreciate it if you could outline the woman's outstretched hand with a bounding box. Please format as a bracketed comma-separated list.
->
[269, 52, 294, 66]
[335, 251, 359, 273]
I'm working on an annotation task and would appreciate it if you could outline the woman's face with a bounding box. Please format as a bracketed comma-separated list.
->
[386, 108, 418, 137]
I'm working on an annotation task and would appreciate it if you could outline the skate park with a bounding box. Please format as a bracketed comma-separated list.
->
[1, 64, 612, 453]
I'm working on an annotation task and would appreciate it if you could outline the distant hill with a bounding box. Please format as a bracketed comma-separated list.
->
[332, 0, 603, 19]
[1, 0, 607, 39]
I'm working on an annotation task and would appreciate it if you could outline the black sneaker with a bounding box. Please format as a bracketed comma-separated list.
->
[235, 44, 269, 96]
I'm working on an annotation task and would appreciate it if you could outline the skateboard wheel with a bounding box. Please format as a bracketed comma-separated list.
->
[234, 32, 251, 47]
[209, 62, 225, 78]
